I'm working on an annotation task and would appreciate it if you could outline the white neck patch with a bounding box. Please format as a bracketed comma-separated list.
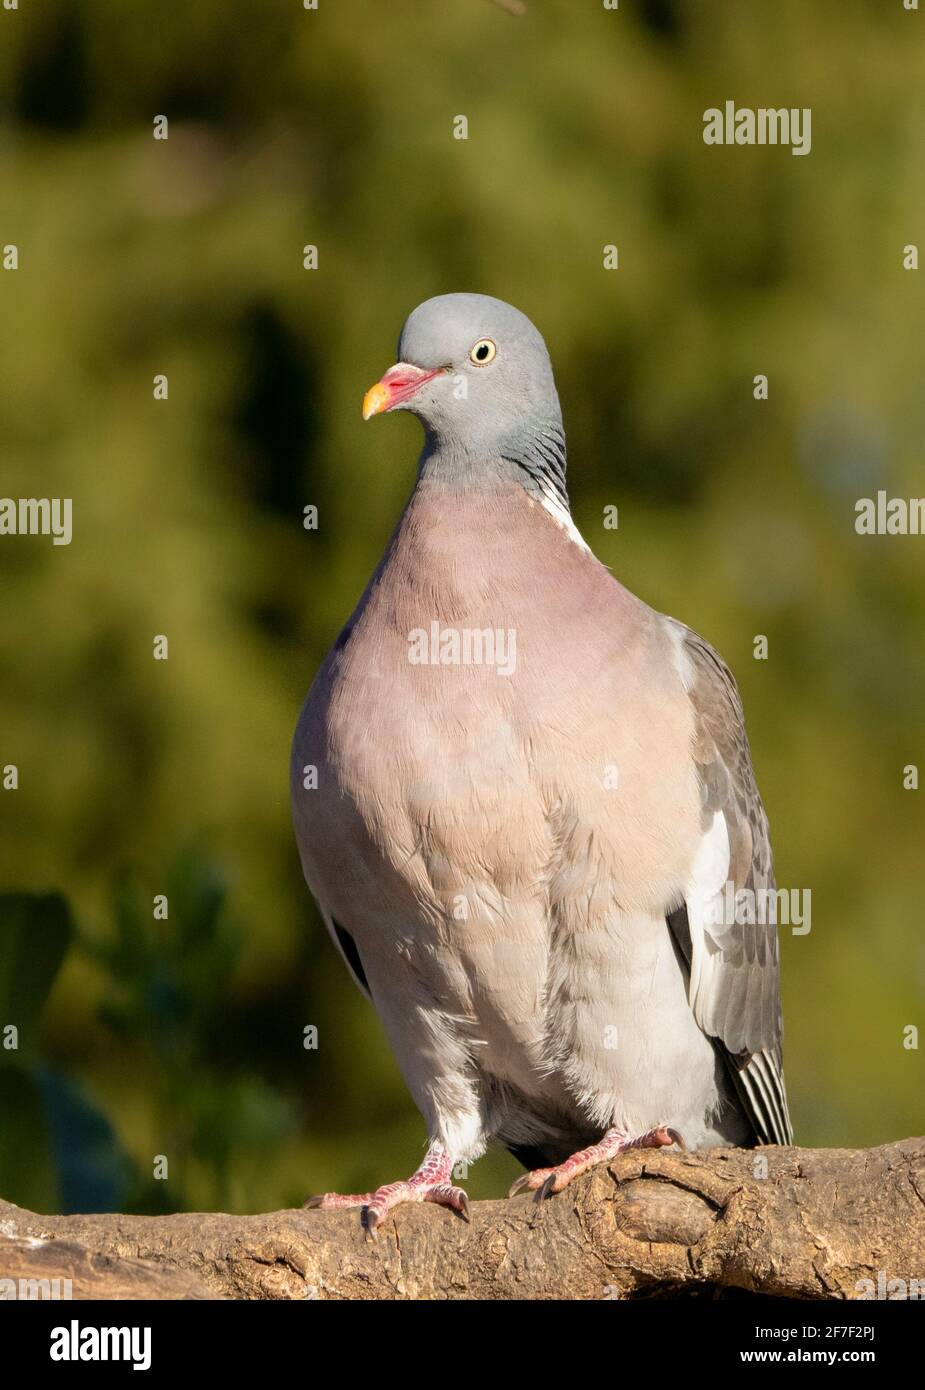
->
[536, 487, 591, 551]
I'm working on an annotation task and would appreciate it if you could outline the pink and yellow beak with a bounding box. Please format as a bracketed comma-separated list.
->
[362, 363, 448, 420]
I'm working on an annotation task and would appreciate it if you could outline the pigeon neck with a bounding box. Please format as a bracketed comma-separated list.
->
[417, 417, 586, 550]
[498, 418, 571, 525]
[419, 418, 569, 505]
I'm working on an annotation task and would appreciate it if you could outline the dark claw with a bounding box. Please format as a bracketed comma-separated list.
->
[364, 1206, 382, 1239]
[665, 1128, 687, 1150]
[508, 1173, 534, 1199]
[535, 1173, 558, 1203]
[303, 1194, 325, 1209]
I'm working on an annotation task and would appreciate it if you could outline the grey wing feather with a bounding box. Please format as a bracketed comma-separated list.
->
[667, 620, 793, 1146]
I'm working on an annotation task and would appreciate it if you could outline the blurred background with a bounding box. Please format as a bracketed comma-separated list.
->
[1, 0, 923, 1216]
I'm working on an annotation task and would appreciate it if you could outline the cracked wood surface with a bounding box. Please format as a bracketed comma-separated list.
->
[1, 1140, 922, 1300]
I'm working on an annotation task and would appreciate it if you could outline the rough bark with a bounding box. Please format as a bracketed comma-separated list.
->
[2, 1139, 923, 1301]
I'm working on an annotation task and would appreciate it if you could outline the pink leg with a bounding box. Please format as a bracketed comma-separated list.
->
[509, 1125, 685, 1201]
[305, 1143, 469, 1236]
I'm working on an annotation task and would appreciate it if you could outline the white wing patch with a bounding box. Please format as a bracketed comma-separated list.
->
[685, 809, 730, 1036]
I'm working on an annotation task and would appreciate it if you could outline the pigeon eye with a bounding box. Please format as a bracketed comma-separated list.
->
[469, 338, 496, 366]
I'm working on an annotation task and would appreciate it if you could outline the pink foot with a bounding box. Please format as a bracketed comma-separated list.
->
[509, 1125, 685, 1201]
[305, 1144, 469, 1236]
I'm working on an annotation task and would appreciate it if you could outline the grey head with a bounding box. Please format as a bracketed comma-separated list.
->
[363, 293, 570, 513]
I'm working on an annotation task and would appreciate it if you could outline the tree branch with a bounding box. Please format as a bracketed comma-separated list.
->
[2, 1139, 923, 1300]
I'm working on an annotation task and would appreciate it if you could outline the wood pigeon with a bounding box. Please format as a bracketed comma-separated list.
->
[292, 293, 791, 1232]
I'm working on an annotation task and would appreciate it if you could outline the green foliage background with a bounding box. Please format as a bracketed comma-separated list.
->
[1, 0, 923, 1214]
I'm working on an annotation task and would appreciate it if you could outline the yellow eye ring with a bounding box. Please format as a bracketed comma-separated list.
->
[468, 338, 497, 366]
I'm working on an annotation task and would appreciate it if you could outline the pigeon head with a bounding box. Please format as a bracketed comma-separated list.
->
[362, 294, 570, 512]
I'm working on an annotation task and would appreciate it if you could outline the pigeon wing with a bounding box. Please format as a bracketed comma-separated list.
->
[666, 620, 793, 1146]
